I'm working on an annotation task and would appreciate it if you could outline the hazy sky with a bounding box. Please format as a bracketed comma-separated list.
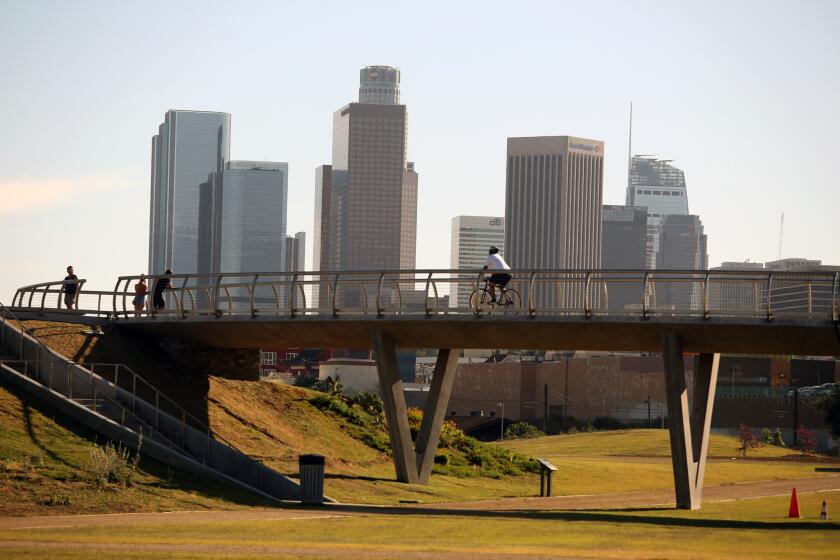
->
[2, 0, 838, 301]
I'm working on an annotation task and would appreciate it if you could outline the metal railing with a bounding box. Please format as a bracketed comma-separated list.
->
[9, 269, 840, 322]
[85, 362, 238, 451]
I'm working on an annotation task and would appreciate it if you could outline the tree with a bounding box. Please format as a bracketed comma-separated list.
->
[737, 423, 762, 457]
[820, 389, 840, 440]
[794, 425, 817, 455]
[315, 375, 344, 396]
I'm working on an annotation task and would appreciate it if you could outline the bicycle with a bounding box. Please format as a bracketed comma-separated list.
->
[469, 276, 522, 314]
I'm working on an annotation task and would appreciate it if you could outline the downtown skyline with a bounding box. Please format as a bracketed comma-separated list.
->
[2, 1, 839, 300]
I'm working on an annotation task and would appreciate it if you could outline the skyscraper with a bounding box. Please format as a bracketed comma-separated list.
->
[314, 66, 418, 306]
[656, 214, 708, 309]
[505, 136, 604, 307]
[626, 155, 689, 268]
[197, 160, 288, 275]
[450, 216, 505, 308]
[149, 110, 231, 275]
[601, 205, 647, 309]
[285, 231, 306, 272]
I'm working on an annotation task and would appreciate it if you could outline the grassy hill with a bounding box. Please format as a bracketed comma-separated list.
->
[0, 378, 269, 516]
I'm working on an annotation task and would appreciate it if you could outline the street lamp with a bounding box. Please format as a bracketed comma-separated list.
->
[498, 401, 505, 440]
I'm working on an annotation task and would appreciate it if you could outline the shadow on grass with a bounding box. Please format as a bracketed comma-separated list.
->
[315, 503, 837, 531]
[325, 473, 395, 483]
[22, 401, 79, 470]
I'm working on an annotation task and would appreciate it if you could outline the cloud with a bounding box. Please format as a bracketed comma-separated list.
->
[0, 174, 141, 215]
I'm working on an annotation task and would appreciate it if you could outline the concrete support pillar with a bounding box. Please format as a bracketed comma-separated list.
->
[661, 332, 719, 509]
[371, 329, 461, 485]
[415, 348, 460, 484]
[371, 329, 417, 483]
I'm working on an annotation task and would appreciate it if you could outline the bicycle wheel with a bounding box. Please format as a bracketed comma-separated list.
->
[500, 288, 522, 311]
[469, 288, 494, 314]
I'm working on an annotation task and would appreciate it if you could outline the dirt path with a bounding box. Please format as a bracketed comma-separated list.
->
[0, 540, 588, 560]
[2, 474, 838, 531]
[0, 507, 355, 530]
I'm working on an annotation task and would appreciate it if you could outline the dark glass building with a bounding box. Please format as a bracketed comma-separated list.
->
[601, 205, 647, 310]
[149, 110, 230, 275]
[626, 156, 689, 269]
[656, 214, 708, 309]
[197, 161, 288, 275]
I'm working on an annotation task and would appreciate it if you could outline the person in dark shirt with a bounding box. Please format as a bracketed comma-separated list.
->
[63, 266, 79, 309]
[152, 269, 172, 312]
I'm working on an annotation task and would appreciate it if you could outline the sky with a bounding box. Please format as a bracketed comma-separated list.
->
[1, 0, 838, 301]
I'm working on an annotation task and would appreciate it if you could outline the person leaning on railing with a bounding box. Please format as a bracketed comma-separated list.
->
[132, 274, 148, 317]
[152, 269, 172, 313]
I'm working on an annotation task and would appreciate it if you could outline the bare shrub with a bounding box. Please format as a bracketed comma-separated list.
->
[89, 435, 142, 487]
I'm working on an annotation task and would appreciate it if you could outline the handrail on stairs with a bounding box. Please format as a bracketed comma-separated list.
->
[0, 302, 277, 494]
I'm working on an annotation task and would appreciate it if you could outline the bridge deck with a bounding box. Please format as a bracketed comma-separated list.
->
[117, 315, 840, 356]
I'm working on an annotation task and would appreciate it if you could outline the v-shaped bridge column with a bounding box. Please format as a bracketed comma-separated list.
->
[371, 329, 461, 484]
[661, 332, 720, 509]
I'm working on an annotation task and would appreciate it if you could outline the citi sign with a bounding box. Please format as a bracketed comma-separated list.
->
[569, 142, 602, 155]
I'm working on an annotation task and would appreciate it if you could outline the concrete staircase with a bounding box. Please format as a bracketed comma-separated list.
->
[0, 311, 303, 503]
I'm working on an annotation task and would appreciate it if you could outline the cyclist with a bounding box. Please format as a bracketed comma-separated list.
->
[482, 246, 511, 303]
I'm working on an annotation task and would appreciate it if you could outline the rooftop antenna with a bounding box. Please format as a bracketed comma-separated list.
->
[626, 102, 633, 204]
[777, 212, 784, 260]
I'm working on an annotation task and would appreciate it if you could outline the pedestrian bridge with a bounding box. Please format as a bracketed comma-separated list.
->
[9, 269, 840, 355]
[7, 269, 840, 509]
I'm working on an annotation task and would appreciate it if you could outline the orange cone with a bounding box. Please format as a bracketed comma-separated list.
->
[788, 488, 801, 518]
[820, 500, 828, 521]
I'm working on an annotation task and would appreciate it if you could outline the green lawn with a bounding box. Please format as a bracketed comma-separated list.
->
[1, 491, 837, 559]
[493, 430, 833, 495]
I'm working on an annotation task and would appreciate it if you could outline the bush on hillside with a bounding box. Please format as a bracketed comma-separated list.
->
[89, 435, 141, 487]
[314, 375, 344, 396]
[348, 391, 384, 422]
[309, 396, 540, 479]
[293, 374, 319, 389]
[504, 421, 545, 439]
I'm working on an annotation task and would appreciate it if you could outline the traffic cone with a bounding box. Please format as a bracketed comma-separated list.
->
[788, 488, 801, 518]
[820, 500, 828, 521]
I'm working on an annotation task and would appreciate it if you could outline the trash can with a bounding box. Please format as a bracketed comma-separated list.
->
[299, 454, 325, 505]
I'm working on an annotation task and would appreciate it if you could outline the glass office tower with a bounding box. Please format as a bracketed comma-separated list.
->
[601, 205, 647, 310]
[149, 110, 230, 275]
[450, 216, 505, 308]
[625, 155, 689, 268]
[198, 161, 288, 275]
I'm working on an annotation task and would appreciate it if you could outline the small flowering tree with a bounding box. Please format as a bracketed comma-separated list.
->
[794, 425, 817, 455]
[737, 422, 762, 457]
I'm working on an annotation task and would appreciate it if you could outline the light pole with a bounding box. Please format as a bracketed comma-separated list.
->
[498, 401, 505, 440]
